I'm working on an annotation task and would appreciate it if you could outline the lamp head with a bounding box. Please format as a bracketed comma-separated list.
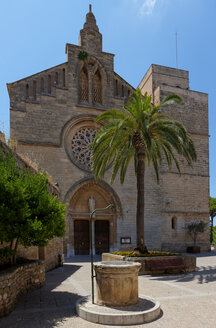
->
[108, 204, 115, 211]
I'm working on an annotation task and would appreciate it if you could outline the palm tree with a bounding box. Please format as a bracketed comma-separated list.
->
[91, 89, 197, 253]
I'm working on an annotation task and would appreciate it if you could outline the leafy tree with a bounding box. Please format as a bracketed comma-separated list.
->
[92, 89, 197, 253]
[0, 150, 66, 264]
[212, 226, 216, 245]
[187, 220, 207, 247]
[210, 196, 216, 244]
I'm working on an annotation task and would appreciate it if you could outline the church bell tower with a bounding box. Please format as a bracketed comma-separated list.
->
[79, 4, 102, 53]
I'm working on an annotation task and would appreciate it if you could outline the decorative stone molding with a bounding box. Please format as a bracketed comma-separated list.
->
[64, 177, 123, 217]
[62, 114, 101, 172]
[71, 126, 98, 171]
[0, 260, 45, 317]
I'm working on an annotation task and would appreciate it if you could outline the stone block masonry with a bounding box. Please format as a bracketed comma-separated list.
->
[0, 260, 45, 317]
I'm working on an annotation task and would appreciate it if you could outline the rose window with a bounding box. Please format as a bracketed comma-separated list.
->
[71, 127, 98, 171]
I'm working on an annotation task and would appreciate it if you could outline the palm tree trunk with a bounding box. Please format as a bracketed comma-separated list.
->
[136, 151, 148, 253]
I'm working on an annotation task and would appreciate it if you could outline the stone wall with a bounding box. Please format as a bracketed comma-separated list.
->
[0, 241, 63, 272]
[17, 245, 39, 260]
[39, 238, 63, 272]
[0, 260, 44, 317]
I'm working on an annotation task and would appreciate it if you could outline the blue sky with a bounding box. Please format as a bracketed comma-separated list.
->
[0, 0, 215, 196]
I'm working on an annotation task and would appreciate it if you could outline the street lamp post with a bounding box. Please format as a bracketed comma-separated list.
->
[90, 204, 115, 304]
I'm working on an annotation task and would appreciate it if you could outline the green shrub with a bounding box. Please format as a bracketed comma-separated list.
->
[187, 220, 207, 246]
[212, 226, 216, 245]
[0, 247, 14, 264]
[0, 150, 66, 265]
[78, 51, 88, 60]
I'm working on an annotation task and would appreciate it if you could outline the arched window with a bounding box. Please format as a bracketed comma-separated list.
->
[93, 70, 102, 104]
[33, 80, 37, 100]
[115, 79, 118, 96]
[62, 68, 66, 87]
[121, 85, 124, 97]
[55, 72, 59, 86]
[41, 77, 44, 92]
[171, 217, 177, 230]
[25, 84, 29, 99]
[80, 67, 89, 103]
[48, 74, 51, 94]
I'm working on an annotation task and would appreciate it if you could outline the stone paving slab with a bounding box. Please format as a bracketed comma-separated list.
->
[0, 253, 216, 327]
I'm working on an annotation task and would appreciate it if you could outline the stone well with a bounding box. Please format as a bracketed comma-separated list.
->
[94, 261, 141, 306]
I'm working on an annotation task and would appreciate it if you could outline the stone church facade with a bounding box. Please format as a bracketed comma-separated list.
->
[7, 6, 210, 256]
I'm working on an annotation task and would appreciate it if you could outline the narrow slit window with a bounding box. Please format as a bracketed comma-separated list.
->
[171, 217, 177, 230]
[121, 85, 124, 97]
[41, 77, 44, 92]
[115, 79, 118, 96]
[33, 80, 37, 100]
[62, 68, 66, 87]
[26, 84, 29, 99]
[55, 72, 59, 86]
[128, 89, 131, 97]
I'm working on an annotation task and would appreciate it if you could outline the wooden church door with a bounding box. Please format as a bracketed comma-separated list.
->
[74, 220, 89, 255]
[95, 220, 109, 254]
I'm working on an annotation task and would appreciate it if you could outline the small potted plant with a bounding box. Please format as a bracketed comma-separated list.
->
[186, 220, 207, 253]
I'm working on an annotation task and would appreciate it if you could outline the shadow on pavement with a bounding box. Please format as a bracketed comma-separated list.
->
[65, 255, 101, 263]
[0, 263, 84, 328]
[45, 263, 82, 289]
[149, 265, 216, 284]
[0, 294, 80, 328]
[146, 252, 216, 285]
[194, 252, 216, 257]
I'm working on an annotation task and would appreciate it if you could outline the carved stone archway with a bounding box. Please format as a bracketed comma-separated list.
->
[64, 178, 122, 256]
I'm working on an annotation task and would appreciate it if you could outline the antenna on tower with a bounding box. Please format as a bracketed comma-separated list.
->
[176, 32, 178, 69]
[89, 4, 92, 12]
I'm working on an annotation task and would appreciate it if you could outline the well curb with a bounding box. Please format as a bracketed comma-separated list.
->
[76, 295, 161, 325]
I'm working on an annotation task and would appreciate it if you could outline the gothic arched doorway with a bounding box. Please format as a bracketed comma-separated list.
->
[65, 179, 121, 256]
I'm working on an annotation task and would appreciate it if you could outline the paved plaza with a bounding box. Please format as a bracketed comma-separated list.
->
[0, 253, 216, 327]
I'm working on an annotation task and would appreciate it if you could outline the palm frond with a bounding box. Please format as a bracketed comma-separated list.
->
[91, 89, 196, 185]
[160, 94, 183, 107]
